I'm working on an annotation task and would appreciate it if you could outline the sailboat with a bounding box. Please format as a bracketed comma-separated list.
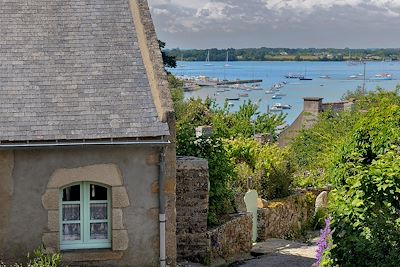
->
[179, 53, 185, 67]
[224, 51, 230, 67]
[299, 66, 312, 80]
[204, 51, 213, 66]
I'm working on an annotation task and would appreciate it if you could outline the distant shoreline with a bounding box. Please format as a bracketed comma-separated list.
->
[165, 47, 400, 62]
[176, 58, 398, 62]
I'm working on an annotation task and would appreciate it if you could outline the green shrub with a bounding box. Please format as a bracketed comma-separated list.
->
[0, 247, 66, 267]
[327, 105, 400, 266]
[226, 138, 294, 199]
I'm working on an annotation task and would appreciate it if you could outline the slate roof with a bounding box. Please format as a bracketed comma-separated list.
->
[0, 0, 170, 142]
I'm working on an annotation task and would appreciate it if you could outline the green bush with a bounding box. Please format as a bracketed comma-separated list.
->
[1, 247, 66, 267]
[290, 88, 400, 188]
[226, 138, 294, 199]
[327, 105, 400, 266]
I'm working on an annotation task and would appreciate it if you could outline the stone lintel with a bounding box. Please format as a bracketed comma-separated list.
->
[48, 164, 123, 189]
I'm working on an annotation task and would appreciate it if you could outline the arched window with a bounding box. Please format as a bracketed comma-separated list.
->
[60, 182, 111, 250]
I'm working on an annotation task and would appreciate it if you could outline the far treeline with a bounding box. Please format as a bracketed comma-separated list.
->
[165, 47, 400, 62]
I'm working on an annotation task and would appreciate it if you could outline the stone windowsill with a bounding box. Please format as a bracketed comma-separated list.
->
[62, 249, 123, 262]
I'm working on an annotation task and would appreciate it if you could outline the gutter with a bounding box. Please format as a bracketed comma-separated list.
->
[159, 148, 167, 267]
[0, 140, 170, 149]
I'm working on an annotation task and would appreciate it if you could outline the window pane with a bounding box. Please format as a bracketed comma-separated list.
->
[90, 184, 108, 200]
[90, 203, 107, 220]
[62, 223, 81, 241]
[62, 204, 80, 221]
[62, 185, 80, 201]
[90, 223, 108, 240]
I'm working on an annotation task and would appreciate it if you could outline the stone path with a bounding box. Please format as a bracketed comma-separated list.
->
[179, 237, 319, 267]
[236, 238, 318, 267]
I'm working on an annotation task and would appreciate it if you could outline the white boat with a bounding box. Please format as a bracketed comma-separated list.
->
[204, 51, 213, 66]
[265, 90, 274, 94]
[271, 95, 282, 99]
[273, 103, 291, 109]
[270, 106, 283, 111]
[271, 83, 284, 90]
[371, 73, 392, 80]
[224, 51, 230, 67]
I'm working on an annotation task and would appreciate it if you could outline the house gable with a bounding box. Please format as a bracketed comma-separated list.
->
[0, 0, 171, 142]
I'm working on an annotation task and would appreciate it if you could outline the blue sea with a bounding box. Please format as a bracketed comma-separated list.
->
[168, 61, 400, 125]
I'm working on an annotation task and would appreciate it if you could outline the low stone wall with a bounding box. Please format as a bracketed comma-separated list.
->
[176, 156, 252, 264]
[208, 213, 253, 263]
[257, 192, 315, 241]
[176, 156, 209, 262]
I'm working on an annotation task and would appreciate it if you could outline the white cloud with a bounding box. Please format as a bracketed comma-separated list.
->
[151, 7, 170, 15]
[262, 0, 400, 16]
[195, 2, 233, 21]
[148, 0, 400, 48]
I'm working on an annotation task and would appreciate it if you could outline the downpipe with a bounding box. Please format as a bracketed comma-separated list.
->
[159, 148, 167, 267]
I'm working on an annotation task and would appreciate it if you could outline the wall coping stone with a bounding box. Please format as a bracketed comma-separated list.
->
[177, 156, 208, 170]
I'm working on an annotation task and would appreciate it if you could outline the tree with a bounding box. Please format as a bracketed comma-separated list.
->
[158, 40, 176, 68]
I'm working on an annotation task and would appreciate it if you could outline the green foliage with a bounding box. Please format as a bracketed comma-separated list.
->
[327, 104, 400, 266]
[179, 134, 236, 226]
[1, 247, 66, 267]
[158, 40, 176, 68]
[170, 76, 288, 224]
[226, 138, 294, 199]
[312, 207, 329, 230]
[341, 86, 366, 101]
[175, 97, 285, 155]
[167, 75, 185, 119]
[290, 108, 361, 187]
[290, 88, 400, 188]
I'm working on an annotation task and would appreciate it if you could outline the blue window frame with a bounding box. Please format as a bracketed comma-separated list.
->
[60, 182, 111, 250]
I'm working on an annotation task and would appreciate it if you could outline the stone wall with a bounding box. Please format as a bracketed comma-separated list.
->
[176, 157, 209, 262]
[176, 157, 252, 264]
[257, 192, 315, 241]
[207, 213, 253, 263]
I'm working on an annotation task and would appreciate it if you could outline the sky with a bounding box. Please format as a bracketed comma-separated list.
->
[148, 0, 400, 49]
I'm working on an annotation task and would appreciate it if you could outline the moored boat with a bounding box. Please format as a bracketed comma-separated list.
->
[370, 73, 393, 80]
[273, 103, 291, 109]
[285, 73, 304, 79]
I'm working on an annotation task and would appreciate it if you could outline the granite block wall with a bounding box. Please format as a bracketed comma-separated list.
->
[257, 192, 316, 241]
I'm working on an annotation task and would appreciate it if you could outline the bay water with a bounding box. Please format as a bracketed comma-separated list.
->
[168, 61, 400, 125]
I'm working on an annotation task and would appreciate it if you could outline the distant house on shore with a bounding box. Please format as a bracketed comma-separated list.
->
[0, 0, 176, 266]
[278, 97, 354, 147]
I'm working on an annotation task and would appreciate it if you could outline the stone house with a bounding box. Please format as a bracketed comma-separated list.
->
[0, 1, 176, 266]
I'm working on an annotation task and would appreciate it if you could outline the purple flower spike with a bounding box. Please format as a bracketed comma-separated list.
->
[315, 218, 331, 266]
